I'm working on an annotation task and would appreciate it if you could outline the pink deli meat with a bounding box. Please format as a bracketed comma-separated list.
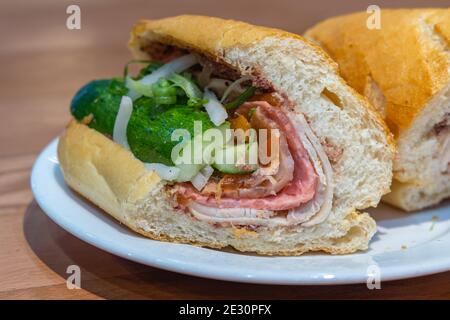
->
[177, 101, 318, 211]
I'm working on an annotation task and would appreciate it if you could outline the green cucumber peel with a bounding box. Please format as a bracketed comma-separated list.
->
[224, 86, 257, 110]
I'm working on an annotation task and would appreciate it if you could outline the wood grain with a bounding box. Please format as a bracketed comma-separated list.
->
[1, 0, 450, 300]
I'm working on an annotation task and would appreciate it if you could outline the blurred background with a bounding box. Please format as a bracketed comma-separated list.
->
[1, 0, 449, 155]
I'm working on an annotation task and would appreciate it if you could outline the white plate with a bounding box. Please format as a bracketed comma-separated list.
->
[31, 138, 450, 285]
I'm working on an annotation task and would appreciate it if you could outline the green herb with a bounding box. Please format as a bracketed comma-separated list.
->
[187, 97, 208, 108]
[123, 60, 162, 79]
[154, 95, 177, 105]
[224, 86, 257, 110]
[151, 78, 178, 104]
[125, 77, 153, 97]
[167, 73, 203, 99]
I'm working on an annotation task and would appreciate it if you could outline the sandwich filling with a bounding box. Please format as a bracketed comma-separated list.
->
[177, 100, 333, 227]
[70, 50, 334, 228]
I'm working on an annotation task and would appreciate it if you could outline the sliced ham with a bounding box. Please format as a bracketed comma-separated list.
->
[177, 101, 318, 211]
[189, 201, 289, 227]
[175, 101, 334, 227]
[197, 104, 295, 199]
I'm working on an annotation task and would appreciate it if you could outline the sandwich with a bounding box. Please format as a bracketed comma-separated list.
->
[305, 8, 450, 211]
[58, 15, 394, 255]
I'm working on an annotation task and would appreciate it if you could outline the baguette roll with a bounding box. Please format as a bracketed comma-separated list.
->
[58, 15, 394, 255]
[306, 9, 450, 211]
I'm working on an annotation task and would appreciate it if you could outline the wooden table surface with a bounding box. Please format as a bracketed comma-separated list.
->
[1, 0, 450, 300]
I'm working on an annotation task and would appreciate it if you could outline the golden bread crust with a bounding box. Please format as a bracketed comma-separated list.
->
[128, 14, 394, 151]
[305, 8, 450, 133]
[129, 15, 337, 68]
[57, 120, 161, 223]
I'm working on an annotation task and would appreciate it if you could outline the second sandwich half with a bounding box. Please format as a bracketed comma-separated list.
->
[58, 15, 394, 255]
[306, 9, 450, 211]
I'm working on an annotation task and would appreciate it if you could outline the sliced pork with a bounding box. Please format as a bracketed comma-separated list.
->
[197, 104, 295, 199]
[177, 101, 318, 210]
[175, 100, 334, 227]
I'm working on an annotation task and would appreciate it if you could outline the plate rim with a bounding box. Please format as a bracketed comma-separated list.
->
[30, 138, 450, 285]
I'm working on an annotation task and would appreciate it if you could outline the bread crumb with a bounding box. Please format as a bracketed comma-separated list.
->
[233, 227, 258, 239]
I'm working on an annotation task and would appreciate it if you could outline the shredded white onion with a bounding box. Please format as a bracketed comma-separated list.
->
[125, 77, 145, 101]
[197, 64, 213, 88]
[144, 163, 180, 181]
[220, 76, 251, 103]
[203, 89, 228, 126]
[140, 54, 197, 85]
[113, 96, 133, 150]
[191, 165, 214, 191]
[206, 78, 230, 96]
[126, 88, 141, 101]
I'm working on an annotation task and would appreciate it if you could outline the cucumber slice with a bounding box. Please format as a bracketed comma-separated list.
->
[172, 139, 204, 181]
[213, 143, 258, 174]
[172, 122, 232, 181]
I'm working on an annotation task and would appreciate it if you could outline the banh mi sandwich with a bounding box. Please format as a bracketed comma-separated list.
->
[305, 9, 450, 211]
[58, 15, 394, 255]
